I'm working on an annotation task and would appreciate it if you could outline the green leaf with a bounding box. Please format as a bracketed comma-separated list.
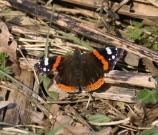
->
[47, 91, 59, 100]
[138, 127, 158, 135]
[151, 43, 158, 51]
[41, 76, 50, 91]
[88, 114, 111, 131]
[0, 53, 8, 64]
[40, 76, 59, 100]
[144, 42, 152, 48]
[131, 21, 143, 28]
[137, 89, 158, 104]
[46, 122, 68, 135]
[145, 26, 158, 35]
[127, 27, 145, 41]
[88, 114, 110, 123]
[0, 65, 11, 74]
[0, 53, 11, 80]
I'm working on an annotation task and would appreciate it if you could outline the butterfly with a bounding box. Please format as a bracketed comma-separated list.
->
[34, 47, 123, 92]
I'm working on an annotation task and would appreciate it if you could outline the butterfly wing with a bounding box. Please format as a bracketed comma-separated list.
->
[79, 47, 123, 91]
[34, 57, 58, 76]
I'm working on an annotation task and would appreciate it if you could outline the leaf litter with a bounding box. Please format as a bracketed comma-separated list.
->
[0, 0, 157, 135]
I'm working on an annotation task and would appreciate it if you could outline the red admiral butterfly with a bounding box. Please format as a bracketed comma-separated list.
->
[34, 47, 123, 92]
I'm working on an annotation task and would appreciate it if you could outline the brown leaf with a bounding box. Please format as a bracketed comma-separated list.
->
[0, 21, 20, 75]
[30, 111, 44, 124]
[63, 123, 91, 135]
[0, 101, 10, 109]
[142, 57, 158, 76]
[11, 62, 21, 75]
[0, 21, 17, 61]
[60, 123, 111, 135]
[52, 114, 73, 128]
[50, 104, 60, 116]
[125, 52, 140, 66]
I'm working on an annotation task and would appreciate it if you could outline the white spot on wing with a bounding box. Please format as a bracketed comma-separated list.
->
[44, 58, 49, 66]
[43, 67, 46, 71]
[112, 55, 115, 59]
[106, 47, 112, 55]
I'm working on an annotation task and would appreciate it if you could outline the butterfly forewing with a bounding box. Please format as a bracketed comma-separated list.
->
[96, 47, 123, 72]
[34, 57, 57, 76]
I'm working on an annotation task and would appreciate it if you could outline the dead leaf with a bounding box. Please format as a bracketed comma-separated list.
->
[11, 62, 21, 75]
[0, 21, 17, 61]
[30, 111, 44, 124]
[0, 101, 10, 109]
[50, 104, 60, 116]
[125, 52, 140, 66]
[63, 123, 91, 135]
[58, 123, 112, 135]
[53, 115, 73, 127]
[50, 114, 73, 134]
[96, 127, 112, 135]
[142, 57, 158, 76]
[0, 21, 20, 75]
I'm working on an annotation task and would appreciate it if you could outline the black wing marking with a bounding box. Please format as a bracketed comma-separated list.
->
[34, 57, 57, 76]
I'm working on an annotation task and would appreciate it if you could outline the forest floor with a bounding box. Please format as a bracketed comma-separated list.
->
[0, 0, 158, 135]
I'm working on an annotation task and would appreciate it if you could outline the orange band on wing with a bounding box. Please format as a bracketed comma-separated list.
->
[86, 78, 104, 91]
[52, 56, 62, 71]
[92, 50, 109, 71]
[57, 84, 76, 92]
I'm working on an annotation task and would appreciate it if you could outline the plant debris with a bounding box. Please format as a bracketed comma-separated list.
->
[0, 0, 158, 134]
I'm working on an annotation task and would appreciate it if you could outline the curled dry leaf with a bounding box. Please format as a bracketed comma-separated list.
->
[0, 21, 20, 75]
[125, 52, 140, 67]
[63, 123, 91, 135]
[142, 57, 158, 76]
[30, 111, 44, 124]
[0, 101, 10, 109]
[60, 123, 111, 135]
[50, 104, 60, 116]
[0, 21, 17, 61]
[50, 114, 73, 134]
